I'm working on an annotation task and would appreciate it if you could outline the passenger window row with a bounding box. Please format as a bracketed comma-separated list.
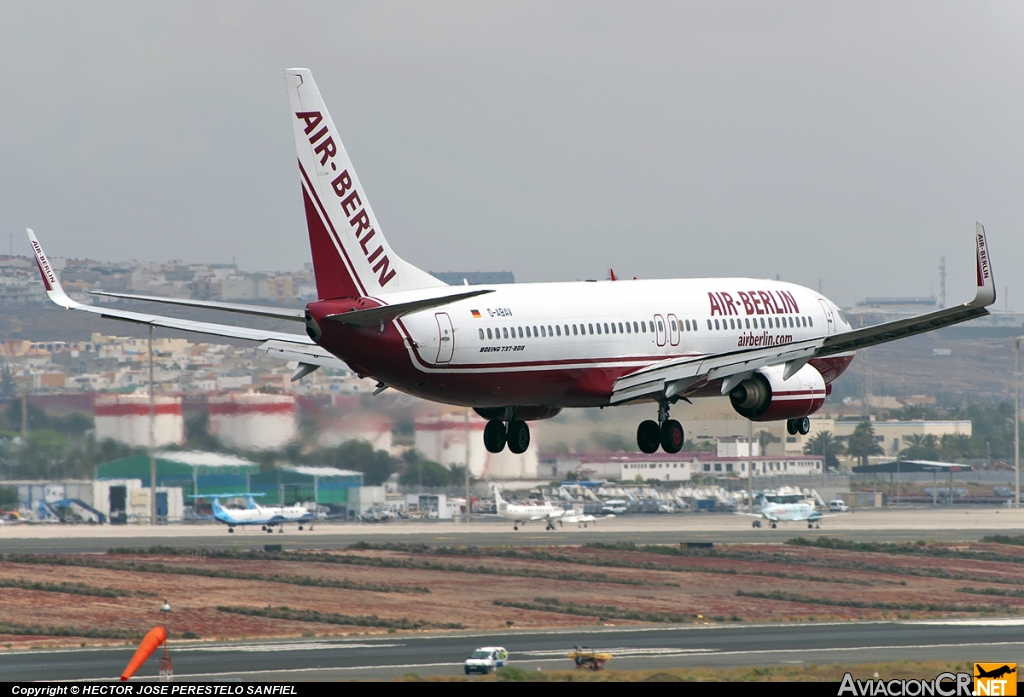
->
[707, 316, 814, 331]
[476, 318, 695, 342]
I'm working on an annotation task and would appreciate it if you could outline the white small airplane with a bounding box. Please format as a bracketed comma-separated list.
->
[494, 488, 565, 531]
[739, 494, 839, 529]
[203, 494, 317, 534]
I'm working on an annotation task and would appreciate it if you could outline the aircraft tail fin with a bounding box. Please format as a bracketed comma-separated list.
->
[285, 69, 447, 299]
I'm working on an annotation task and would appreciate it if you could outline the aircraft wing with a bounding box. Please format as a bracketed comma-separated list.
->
[611, 224, 996, 404]
[735, 512, 765, 518]
[28, 229, 321, 346]
[89, 291, 306, 321]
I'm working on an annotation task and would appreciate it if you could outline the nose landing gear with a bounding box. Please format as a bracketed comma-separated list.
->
[636, 402, 685, 454]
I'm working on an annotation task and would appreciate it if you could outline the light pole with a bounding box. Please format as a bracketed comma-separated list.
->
[149, 326, 157, 526]
[1015, 337, 1020, 508]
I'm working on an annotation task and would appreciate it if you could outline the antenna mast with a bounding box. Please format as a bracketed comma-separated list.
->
[939, 256, 946, 309]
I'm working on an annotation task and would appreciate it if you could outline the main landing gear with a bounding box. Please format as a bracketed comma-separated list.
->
[787, 417, 811, 435]
[484, 409, 531, 455]
[636, 402, 684, 454]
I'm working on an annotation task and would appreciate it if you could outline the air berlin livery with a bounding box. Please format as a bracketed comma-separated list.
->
[28, 69, 998, 456]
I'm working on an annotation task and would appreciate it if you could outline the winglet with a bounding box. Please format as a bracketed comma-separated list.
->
[26, 229, 76, 308]
[972, 222, 996, 307]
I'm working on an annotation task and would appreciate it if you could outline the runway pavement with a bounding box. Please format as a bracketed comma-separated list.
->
[5, 619, 1023, 681]
[2, 508, 1023, 554]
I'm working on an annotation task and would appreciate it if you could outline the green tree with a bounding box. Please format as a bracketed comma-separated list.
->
[0, 364, 14, 400]
[399, 450, 452, 487]
[902, 434, 940, 461]
[5, 400, 48, 432]
[334, 440, 395, 486]
[939, 433, 970, 462]
[803, 431, 845, 470]
[0, 486, 18, 508]
[846, 421, 884, 467]
[756, 429, 780, 454]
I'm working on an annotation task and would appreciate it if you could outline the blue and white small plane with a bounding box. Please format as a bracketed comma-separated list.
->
[738, 493, 841, 529]
[200, 494, 317, 534]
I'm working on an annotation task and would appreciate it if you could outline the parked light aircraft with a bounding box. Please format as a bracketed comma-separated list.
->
[739, 494, 839, 529]
[27, 69, 998, 458]
[494, 488, 565, 530]
[202, 494, 316, 533]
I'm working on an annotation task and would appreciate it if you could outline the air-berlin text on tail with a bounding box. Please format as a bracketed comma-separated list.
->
[977, 233, 991, 286]
[296, 111, 396, 288]
[708, 290, 800, 317]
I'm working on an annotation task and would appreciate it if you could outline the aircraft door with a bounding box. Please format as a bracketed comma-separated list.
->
[654, 314, 666, 347]
[435, 312, 454, 363]
[817, 299, 836, 336]
[667, 313, 680, 346]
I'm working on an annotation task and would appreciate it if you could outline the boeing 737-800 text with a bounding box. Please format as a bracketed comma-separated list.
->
[28, 68, 998, 456]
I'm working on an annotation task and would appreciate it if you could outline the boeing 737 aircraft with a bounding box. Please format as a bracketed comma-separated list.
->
[27, 68, 998, 457]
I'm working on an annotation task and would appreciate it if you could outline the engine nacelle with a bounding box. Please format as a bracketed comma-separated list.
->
[728, 364, 827, 422]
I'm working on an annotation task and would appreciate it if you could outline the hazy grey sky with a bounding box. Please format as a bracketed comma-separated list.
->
[2, 2, 1022, 308]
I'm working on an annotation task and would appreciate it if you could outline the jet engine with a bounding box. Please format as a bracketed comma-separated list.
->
[728, 363, 827, 422]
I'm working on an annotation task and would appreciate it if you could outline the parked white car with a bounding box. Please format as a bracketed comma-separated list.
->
[465, 646, 508, 675]
[828, 500, 849, 513]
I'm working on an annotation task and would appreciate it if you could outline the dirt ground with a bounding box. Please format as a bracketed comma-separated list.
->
[4, 540, 1024, 650]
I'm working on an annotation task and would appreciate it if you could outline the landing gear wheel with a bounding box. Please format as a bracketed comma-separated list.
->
[228, 528, 234, 533]
[298, 525, 304, 531]
[507, 420, 530, 454]
[266, 527, 273, 533]
[660, 419, 684, 454]
[787, 419, 799, 435]
[483, 419, 507, 453]
[771, 522, 777, 529]
[808, 523, 813, 529]
[637, 420, 661, 454]
[797, 417, 811, 435]
[513, 525, 519, 531]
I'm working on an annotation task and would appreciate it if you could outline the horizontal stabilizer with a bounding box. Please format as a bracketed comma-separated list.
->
[325, 288, 494, 327]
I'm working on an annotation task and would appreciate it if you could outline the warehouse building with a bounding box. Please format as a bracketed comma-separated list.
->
[95, 450, 258, 497]
[249, 465, 362, 514]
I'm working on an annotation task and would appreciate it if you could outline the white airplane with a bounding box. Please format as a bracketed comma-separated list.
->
[739, 494, 839, 529]
[494, 488, 565, 531]
[26, 68, 998, 459]
[204, 494, 317, 533]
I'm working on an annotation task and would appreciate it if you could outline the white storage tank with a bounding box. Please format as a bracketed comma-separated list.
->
[415, 411, 537, 480]
[208, 392, 297, 450]
[94, 393, 184, 448]
[318, 412, 393, 452]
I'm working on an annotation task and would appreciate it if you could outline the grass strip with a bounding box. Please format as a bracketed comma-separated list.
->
[735, 589, 1014, 613]
[980, 535, 1024, 546]
[348, 541, 873, 586]
[786, 537, 1024, 565]
[2, 554, 427, 594]
[585, 541, 1024, 587]
[0, 621, 143, 640]
[106, 546, 672, 587]
[957, 586, 1024, 598]
[493, 597, 699, 623]
[0, 577, 149, 598]
[216, 605, 462, 630]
